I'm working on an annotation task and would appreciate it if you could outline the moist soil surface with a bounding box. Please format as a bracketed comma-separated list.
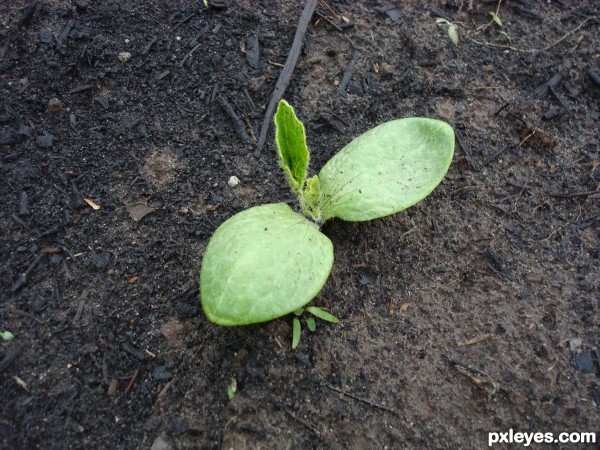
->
[1, 1, 599, 448]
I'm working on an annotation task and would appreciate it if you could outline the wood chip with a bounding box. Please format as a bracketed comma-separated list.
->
[84, 198, 101, 210]
[457, 333, 493, 347]
[126, 203, 156, 222]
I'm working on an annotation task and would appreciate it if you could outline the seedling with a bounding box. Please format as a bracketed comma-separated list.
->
[436, 18, 459, 45]
[1, 330, 14, 341]
[227, 375, 237, 400]
[200, 100, 454, 347]
[291, 306, 339, 349]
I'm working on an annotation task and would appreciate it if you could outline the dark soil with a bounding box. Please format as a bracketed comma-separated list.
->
[1, 1, 599, 448]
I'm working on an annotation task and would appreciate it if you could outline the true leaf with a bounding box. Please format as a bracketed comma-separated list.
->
[275, 99, 309, 193]
[303, 174, 320, 219]
[200, 203, 333, 325]
[318, 118, 454, 222]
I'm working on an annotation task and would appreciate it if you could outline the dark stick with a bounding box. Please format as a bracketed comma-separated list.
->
[335, 50, 360, 107]
[588, 66, 600, 86]
[0, 345, 23, 373]
[56, 20, 74, 50]
[10, 254, 44, 293]
[254, 0, 318, 156]
[455, 129, 480, 171]
[547, 189, 600, 198]
[217, 95, 252, 145]
[481, 144, 512, 167]
[326, 384, 400, 416]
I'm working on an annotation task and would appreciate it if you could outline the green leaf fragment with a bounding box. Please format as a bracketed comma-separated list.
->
[292, 317, 301, 349]
[488, 11, 502, 27]
[318, 117, 454, 222]
[200, 203, 334, 326]
[306, 306, 339, 324]
[1, 331, 15, 341]
[275, 99, 309, 193]
[306, 316, 316, 332]
[227, 375, 237, 400]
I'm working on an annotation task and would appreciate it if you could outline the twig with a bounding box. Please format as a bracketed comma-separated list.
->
[179, 42, 202, 67]
[254, 0, 318, 156]
[124, 368, 140, 394]
[11, 254, 44, 292]
[217, 95, 252, 145]
[0, 345, 23, 373]
[326, 384, 400, 416]
[455, 129, 480, 171]
[336, 50, 360, 107]
[469, 16, 598, 53]
[547, 190, 600, 198]
[284, 408, 321, 435]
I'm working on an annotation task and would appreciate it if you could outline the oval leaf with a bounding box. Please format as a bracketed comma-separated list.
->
[200, 203, 333, 326]
[318, 118, 454, 222]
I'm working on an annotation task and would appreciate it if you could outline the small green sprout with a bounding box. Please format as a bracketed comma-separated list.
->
[200, 100, 454, 342]
[488, 11, 502, 27]
[1, 330, 15, 341]
[291, 306, 339, 349]
[227, 375, 237, 400]
[203, 0, 209, 9]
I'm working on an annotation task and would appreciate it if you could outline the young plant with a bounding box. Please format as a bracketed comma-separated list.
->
[200, 100, 454, 342]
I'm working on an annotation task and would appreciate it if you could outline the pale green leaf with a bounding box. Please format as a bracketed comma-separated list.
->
[227, 375, 237, 400]
[1, 331, 15, 341]
[302, 174, 320, 219]
[306, 316, 316, 332]
[488, 11, 502, 27]
[292, 317, 301, 349]
[448, 24, 459, 45]
[275, 99, 309, 192]
[318, 118, 454, 222]
[200, 203, 333, 325]
[306, 306, 339, 324]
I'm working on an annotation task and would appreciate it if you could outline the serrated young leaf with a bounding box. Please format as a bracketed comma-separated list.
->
[200, 203, 334, 325]
[275, 99, 309, 193]
[306, 306, 340, 324]
[303, 174, 320, 219]
[292, 317, 301, 349]
[318, 118, 454, 222]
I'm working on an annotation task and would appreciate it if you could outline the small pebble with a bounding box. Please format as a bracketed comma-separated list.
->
[47, 98, 64, 115]
[117, 51, 132, 62]
[227, 175, 240, 188]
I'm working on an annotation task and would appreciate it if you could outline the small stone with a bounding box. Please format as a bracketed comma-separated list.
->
[39, 30, 54, 44]
[151, 434, 173, 450]
[569, 338, 583, 352]
[227, 175, 240, 188]
[575, 351, 595, 373]
[117, 51, 132, 62]
[95, 96, 109, 109]
[160, 319, 186, 349]
[47, 98, 64, 115]
[91, 251, 111, 268]
[386, 8, 401, 22]
[18, 125, 32, 136]
[152, 366, 173, 381]
[36, 133, 54, 148]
